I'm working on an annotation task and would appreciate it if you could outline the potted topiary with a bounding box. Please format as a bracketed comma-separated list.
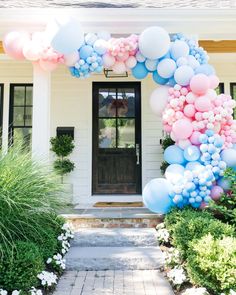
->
[50, 135, 75, 203]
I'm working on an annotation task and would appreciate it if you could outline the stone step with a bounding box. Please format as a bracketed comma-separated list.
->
[62, 208, 163, 228]
[65, 246, 165, 271]
[72, 228, 158, 247]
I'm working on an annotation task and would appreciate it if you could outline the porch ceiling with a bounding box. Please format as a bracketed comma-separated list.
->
[0, 8, 236, 40]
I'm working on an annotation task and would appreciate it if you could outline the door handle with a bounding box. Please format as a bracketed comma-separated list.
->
[136, 143, 140, 165]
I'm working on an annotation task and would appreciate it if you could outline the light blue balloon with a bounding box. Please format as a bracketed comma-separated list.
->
[185, 161, 203, 171]
[195, 64, 215, 76]
[143, 178, 173, 214]
[145, 59, 158, 72]
[170, 40, 189, 60]
[221, 149, 236, 167]
[174, 65, 194, 86]
[164, 145, 186, 165]
[217, 178, 231, 191]
[168, 77, 177, 87]
[165, 164, 185, 182]
[157, 58, 177, 79]
[184, 145, 201, 162]
[136, 51, 146, 63]
[152, 71, 168, 85]
[79, 45, 94, 60]
[132, 62, 149, 79]
[176, 57, 188, 67]
[187, 55, 200, 69]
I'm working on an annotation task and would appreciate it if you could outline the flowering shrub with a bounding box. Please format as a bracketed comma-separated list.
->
[164, 247, 182, 267]
[29, 287, 43, 295]
[182, 287, 210, 295]
[37, 271, 57, 287]
[156, 228, 170, 244]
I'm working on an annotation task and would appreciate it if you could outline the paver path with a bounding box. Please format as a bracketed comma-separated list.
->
[53, 229, 174, 295]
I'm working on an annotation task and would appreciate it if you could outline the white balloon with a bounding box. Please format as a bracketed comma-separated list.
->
[149, 85, 170, 116]
[45, 16, 84, 55]
[125, 56, 137, 69]
[85, 33, 98, 45]
[97, 31, 111, 41]
[165, 164, 185, 184]
[23, 40, 42, 61]
[139, 26, 170, 59]
[64, 51, 80, 67]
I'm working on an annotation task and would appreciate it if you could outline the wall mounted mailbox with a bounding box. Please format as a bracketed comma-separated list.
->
[56, 127, 74, 139]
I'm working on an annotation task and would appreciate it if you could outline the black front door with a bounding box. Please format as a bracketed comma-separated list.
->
[92, 82, 141, 195]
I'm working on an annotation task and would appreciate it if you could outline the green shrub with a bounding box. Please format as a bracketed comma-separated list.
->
[172, 215, 235, 258]
[186, 234, 236, 294]
[0, 143, 64, 255]
[0, 241, 44, 291]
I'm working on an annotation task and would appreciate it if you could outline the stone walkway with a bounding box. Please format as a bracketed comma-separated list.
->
[53, 228, 174, 295]
[54, 270, 174, 295]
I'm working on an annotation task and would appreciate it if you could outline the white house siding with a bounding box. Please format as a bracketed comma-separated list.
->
[0, 53, 236, 204]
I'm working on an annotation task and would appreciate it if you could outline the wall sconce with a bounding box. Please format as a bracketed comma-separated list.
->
[104, 68, 128, 78]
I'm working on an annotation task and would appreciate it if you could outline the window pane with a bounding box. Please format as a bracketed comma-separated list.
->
[216, 83, 224, 95]
[117, 88, 135, 117]
[99, 88, 116, 117]
[13, 128, 32, 148]
[14, 86, 25, 106]
[26, 86, 33, 105]
[117, 119, 135, 148]
[99, 119, 116, 148]
[13, 107, 24, 126]
[231, 84, 236, 118]
[25, 107, 32, 126]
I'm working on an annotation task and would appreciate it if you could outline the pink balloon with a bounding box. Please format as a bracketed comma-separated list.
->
[190, 74, 210, 95]
[39, 59, 58, 71]
[64, 51, 80, 66]
[178, 139, 191, 149]
[3, 31, 30, 60]
[210, 185, 224, 201]
[186, 92, 197, 104]
[173, 119, 193, 140]
[164, 124, 172, 133]
[23, 41, 42, 61]
[103, 53, 115, 68]
[190, 131, 202, 145]
[125, 56, 137, 69]
[209, 75, 220, 89]
[184, 104, 196, 118]
[112, 61, 126, 74]
[116, 51, 129, 62]
[194, 96, 212, 112]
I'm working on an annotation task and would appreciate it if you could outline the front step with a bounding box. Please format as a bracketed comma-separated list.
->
[65, 246, 165, 271]
[72, 228, 158, 247]
[62, 208, 163, 229]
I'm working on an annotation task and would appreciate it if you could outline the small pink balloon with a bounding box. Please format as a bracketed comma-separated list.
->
[23, 40, 42, 61]
[64, 51, 79, 67]
[112, 61, 126, 74]
[164, 124, 172, 133]
[190, 74, 210, 95]
[116, 51, 129, 62]
[39, 59, 58, 71]
[210, 185, 224, 201]
[186, 92, 197, 104]
[173, 119, 193, 140]
[103, 53, 115, 68]
[3, 31, 30, 60]
[209, 75, 220, 89]
[125, 56, 137, 69]
[194, 96, 212, 112]
[190, 131, 202, 145]
[184, 104, 196, 118]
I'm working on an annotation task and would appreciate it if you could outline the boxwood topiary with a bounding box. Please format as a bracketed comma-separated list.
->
[186, 234, 236, 294]
[0, 241, 44, 291]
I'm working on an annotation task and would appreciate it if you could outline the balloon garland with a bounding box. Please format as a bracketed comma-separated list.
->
[3, 17, 236, 214]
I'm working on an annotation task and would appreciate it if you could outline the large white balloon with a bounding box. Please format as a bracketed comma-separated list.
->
[45, 16, 84, 55]
[149, 85, 170, 116]
[139, 26, 170, 60]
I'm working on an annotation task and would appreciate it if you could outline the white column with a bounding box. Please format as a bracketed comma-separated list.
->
[2, 83, 10, 154]
[32, 64, 51, 160]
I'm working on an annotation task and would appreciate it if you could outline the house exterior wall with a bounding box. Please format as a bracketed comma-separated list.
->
[0, 53, 236, 204]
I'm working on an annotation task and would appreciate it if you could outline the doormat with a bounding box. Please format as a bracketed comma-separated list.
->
[93, 202, 143, 208]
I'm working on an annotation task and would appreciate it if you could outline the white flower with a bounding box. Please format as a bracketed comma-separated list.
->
[37, 271, 57, 287]
[12, 291, 20, 295]
[167, 266, 187, 285]
[230, 291, 236, 295]
[46, 258, 52, 264]
[165, 247, 181, 266]
[156, 223, 165, 230]
[29, 287, 42, 295]
[182, 287, 210, 295]
[156, 228, 170, 243]
[0, 290, 7, 295]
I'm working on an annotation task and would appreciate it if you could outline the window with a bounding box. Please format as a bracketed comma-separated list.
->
[9, 84, 33, 146]
[0, 84, 3, 148]
[216, 82, 224, 95]
[230, 83, 236, 118]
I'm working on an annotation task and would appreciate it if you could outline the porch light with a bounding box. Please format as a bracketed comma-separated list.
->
[103, 69, 128, 78]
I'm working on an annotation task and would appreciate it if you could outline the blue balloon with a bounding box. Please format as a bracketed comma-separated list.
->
[184, 145, 201, 162]
[145, 59, 158, 72]
[164, 145, 186, 165]
[217, 178, 231, 191]
[185, 161, 203, 171]
[221, 149, 236, 168]
[79, 45, 94, 60]
[152, 71, 168, 85]
[168, 77, 177, 87]
[132, 62, 149, 79]
[170, 40, 189, 61]
[143, 178, 173, 214]
[157, 58, 177, 79]
[195, 64, 215, 76]
[174, 65, 194, 86]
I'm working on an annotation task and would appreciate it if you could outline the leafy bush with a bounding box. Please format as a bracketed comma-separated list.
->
[0, 241, 44, 291]
[0, 143, 63, 254]
[209, 168, 236, 226]
[160, 161, 169, 176]
[186, 234, 236, 294]
[53, 158, 75, 175]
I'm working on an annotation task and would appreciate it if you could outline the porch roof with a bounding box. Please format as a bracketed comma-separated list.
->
[0, 8, 236, 40]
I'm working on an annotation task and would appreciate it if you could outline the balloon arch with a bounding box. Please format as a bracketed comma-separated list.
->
[3, 17, 236, 214]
